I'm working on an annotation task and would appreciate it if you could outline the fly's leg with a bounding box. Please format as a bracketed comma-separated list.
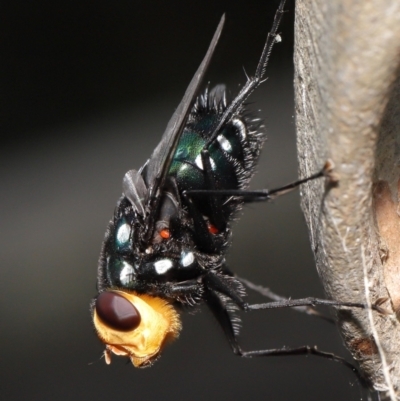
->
[184, 112, 330, 246]
[204, 270, 386, 315]
[202, 0, 287, 152]
[244, 297, 387, 315]
[186, 160, 335, 202]
[199, 149, 226, 231]
[181, 191, 220, 252]
[203, 288, 370, 389]
[183, 0, 288, 232]
[237, 275, 335, 324]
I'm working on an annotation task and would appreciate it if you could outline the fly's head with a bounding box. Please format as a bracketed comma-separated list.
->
[92, 290, 181, 367]
[92, 195, 201, 367]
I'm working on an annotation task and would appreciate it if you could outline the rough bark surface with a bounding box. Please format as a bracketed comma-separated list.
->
[294, 1, 400, 398]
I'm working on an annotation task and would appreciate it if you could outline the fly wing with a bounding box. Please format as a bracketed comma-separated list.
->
[142, 15, 225, 205]
[122, 169, 147, 215]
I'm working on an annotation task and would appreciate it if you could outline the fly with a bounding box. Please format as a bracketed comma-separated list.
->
[90, 0, 381, 383]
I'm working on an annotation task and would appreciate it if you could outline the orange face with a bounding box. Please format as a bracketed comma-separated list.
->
[93, 290, 181, 367]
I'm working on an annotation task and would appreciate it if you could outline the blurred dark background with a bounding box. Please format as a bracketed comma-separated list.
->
[1, 0, 366, 400]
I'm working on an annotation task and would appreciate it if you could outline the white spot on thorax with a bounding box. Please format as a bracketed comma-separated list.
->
[181, 251, 195, 267]
[154, 259, 173, 274]
[116, 223, 130, 244]
[120, 261, 135, 285]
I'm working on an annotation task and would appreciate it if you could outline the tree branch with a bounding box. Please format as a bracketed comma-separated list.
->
[294, 0, 400, 398]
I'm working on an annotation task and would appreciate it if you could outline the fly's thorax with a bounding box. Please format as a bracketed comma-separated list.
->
[99, 193, 230, 293]
[104, 237, 205, 290]
[93, 290, 181, 367]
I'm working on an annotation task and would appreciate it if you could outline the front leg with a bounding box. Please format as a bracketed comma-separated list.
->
[166, 280, 204, 306]
[203, 287, 369, 389]
[204, 270, 386, 314]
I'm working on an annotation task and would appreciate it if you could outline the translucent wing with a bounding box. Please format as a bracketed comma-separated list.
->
[142, 15, 225, 208]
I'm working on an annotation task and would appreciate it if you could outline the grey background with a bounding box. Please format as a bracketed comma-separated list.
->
[1, 0, 366, 400]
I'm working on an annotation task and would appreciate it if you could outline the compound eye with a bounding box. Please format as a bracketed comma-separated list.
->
[95, 292, 141, 332]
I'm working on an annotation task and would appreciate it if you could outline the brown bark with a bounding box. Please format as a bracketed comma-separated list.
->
[294, 0, 400, 398]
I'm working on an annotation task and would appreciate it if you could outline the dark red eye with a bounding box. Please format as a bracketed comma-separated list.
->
[95, 292, 141, 332]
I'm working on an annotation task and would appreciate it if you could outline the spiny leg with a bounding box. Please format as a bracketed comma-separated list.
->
[203, 288, 370, 389]
[237, 275, 335, 324]
[204, 270, 386, 315]
[193, 0, 286, 220]
[239, 346, 369, 389]
[186, 160, 334, 202]
[189, 0, 288, 224]
[203, 0, 287, 152]
[244, 297, 386, 315]
[184, 0, 289, 233]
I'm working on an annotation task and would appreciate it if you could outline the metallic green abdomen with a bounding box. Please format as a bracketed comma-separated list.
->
[169, 114, 244, 193]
